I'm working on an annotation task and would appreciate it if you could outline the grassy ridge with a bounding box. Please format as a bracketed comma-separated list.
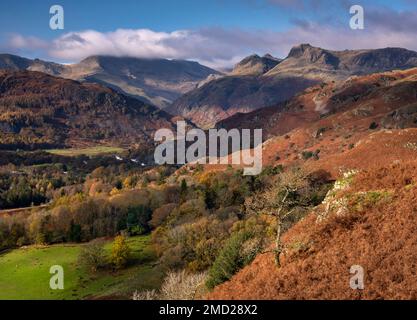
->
[0, 235, 163, 300]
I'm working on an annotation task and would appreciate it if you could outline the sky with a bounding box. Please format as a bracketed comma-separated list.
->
[1, 0, 417, 69]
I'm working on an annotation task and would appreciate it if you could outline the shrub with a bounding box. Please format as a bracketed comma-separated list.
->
[132, 289, 159, 300]
[78, 240, 107, 272]
[369, 122, 379, 130]
[133, 270, 207, 300]
[261, 165, 284, 176]
[301, 150, 320, 161]
[301, 151, 314, 160]
[160, 270, 207, 300]
[180, 179, 188, 201]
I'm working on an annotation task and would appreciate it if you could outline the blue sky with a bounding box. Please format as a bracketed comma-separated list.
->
[0, 0, 292, 36]
[1, 0, 416, 68]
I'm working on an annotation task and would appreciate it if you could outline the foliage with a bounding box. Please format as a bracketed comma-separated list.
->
[126, 205, 152, 235]
[78, 240, 107, 272]
[149, 203, 176, 228]
[206, 230, 255, 289]
[110, 235, 131, 269]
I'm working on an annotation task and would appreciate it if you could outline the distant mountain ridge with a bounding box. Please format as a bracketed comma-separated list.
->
[0, 54, 221, 109]
[0, 54, 66, 75]
[266, 44, 417, 79]
[231, 53, 282, 76]
[3, 44, 417, 129]
[168, 44, 417, 128]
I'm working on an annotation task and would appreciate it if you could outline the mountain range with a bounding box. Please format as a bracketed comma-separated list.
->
[4, 44, 417, 129]
[2, 44, 417, 148]
[0, 54, 220, 109]
[168, 44, 417, 127]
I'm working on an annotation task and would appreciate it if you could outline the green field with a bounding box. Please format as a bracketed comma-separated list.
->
[0, 235, 164, 300]
[46, 146, 125, 157]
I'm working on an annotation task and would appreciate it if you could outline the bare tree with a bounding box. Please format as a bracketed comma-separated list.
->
[245, 168, 311, 266]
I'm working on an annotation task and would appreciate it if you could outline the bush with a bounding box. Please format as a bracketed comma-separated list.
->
[369, 122, 379, 130]
[301, 150, 320, 161]
[133, 270, 207, 300]
[301, 151, 314, 160]
[78, 240, 107, 272]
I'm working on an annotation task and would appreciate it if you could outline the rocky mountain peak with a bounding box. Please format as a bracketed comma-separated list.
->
[231, 53, 281, 76]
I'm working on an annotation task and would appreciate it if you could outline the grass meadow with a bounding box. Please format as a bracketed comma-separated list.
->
[0, 235, 163, 300]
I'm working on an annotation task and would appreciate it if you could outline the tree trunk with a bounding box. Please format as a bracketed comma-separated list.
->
[275, 218, 282, 267]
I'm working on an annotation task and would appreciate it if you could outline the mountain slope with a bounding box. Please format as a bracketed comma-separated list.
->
[0, 54, 65, 75]
[206, 67, 417, 300]
[0, 54, 220, 109]
[167, 75, 317, 128]
[218, 67, 417, 143]
[168, 45, 417, 128]
[0, 70, 176, 150]
[203, 67, 417, 181]
[208, 156, 417, 299]
[0, 54, 32, 70]
[61, 56, 221, 108]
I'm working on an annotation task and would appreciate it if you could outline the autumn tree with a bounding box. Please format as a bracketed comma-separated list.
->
[110, 235, 131, 269]
[244, 168, 311, 266]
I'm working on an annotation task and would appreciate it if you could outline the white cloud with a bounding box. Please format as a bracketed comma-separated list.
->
[50, 29, 181, 61]
[7, 34, 48, 50]
[5, 20, 417, 70]
[46, 28, 274, 69]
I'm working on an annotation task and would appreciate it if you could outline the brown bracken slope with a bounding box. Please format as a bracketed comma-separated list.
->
[207, 67, 417, 300]
[209, 158, 417, 299]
